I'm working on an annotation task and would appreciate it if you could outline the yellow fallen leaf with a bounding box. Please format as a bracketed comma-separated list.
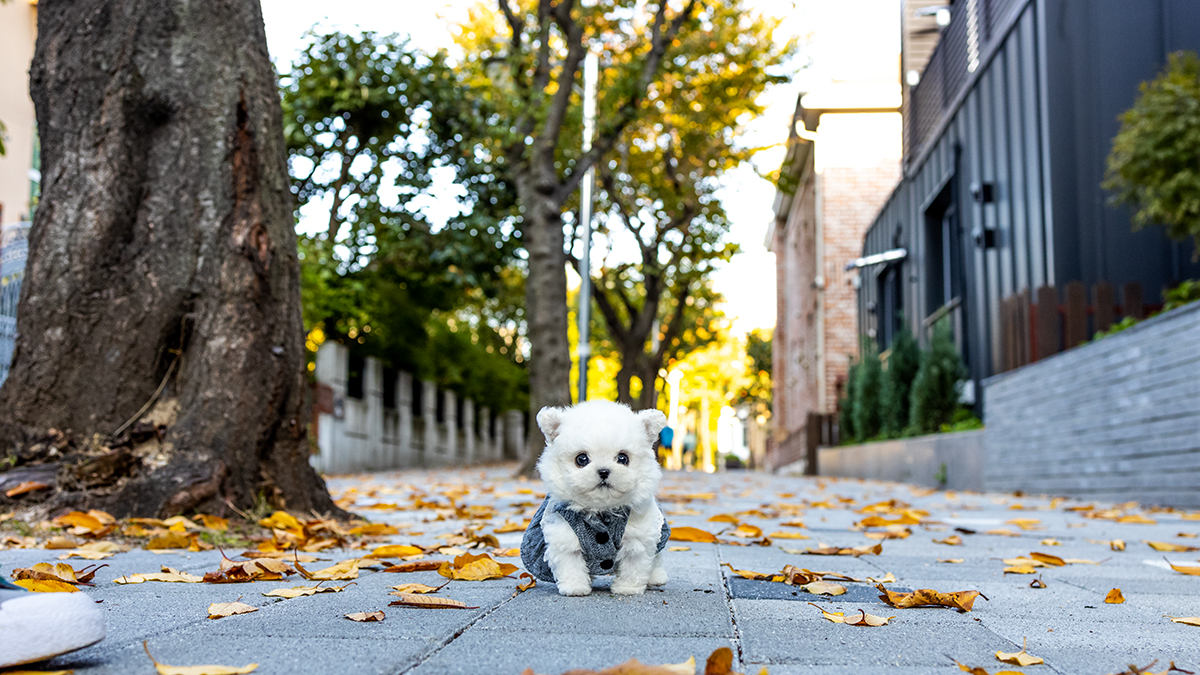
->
[345, 611, 385, 622]
[492, 522, 526, 534]
[388, 593, 479, 609]
[143, 642, 257, 675]
[667, 546, 691, 551]
[381, 561, 443, 573]
[1006, 518, 1043, 531]
[984, 528, 1021, 537]
[800, 581, 846, 596]
[146, 532, 193, 550]
[1165, 615, 1200, 626]
[708, 513, 740, 524]
[196, 515, 229, 531]
[729, 524, 763, 539]
[45, 536, 81, 550]
[996, 638, 1044, 666]
[438, 552, 518, 581]
[938, 558, 965, 564]
[389, 583, 446, 594]
[58, 549, 114, 560]
[1087, 539, 1126, 551]
[296, 558, 359, 581]
[779, 520, 806, 528]
[515, 572, 537, 593]
[114, 567, 203, 584]
[491, 548, 521, 557]
[1165, 558, 1200, 577]
[207, 601, 257, 619]
[260, 583, 351, 599]
[1117, 514, 1156, 524]
[1145, 541, 1199, 553]
[258, 511, 304, 535]
[767, 531, 810, 540]
[13, 578, 80, 593]
[803, 542, 883, 557]
[934, 535, 963, 546]
[668, 527, 718, 543]
[877, 584, 984, 612]
[365, 544, 423, 559]
[348, 523, 400, 537]
[1063, 558, 1103, 565]
[1029, 552, 1066, 567]
[1178, 532, 1198, 539]
[809, 603, 893, 626]
[1003, 564, 1039, 575]
[1040, 538, 1061, 546]
[1105, 588, 1125, 604]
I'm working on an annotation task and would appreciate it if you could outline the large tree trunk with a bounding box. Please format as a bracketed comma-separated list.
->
[514, 185, 573, 477]
[0, 0, 340, 518]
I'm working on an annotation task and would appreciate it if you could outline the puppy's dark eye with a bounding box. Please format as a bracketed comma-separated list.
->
[616, 452, 629, 465]
[575, 453, 590, 468]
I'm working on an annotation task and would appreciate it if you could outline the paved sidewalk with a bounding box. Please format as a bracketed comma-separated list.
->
[4, 465, 1200, 674]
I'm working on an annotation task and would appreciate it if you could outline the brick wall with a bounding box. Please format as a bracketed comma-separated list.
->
[773, 159, 818, 443]
[819, 161, 901, 409]
[982, 301, 1200, 507]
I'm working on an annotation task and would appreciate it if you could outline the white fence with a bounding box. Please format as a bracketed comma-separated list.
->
[309, 341, 526, 474]
[0, 222, 30, 388]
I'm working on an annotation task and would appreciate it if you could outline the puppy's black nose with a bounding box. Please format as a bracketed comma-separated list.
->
[598, 468, 610, 480]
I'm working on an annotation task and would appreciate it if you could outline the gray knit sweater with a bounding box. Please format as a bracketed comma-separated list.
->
[521, 496, 671, 583]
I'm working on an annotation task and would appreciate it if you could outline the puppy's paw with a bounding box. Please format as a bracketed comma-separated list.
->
[556, 580, 593, 596]
[648, 568, 669, 587]
[610, 580, 648, 595]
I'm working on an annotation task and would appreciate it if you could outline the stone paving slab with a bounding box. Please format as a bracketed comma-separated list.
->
[3, 465, 1199, 674]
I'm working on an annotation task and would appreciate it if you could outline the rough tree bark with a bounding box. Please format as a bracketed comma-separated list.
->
[0, 0, 341, 519]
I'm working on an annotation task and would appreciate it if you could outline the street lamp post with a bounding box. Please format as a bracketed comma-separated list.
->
[576, 51, 598, 404]
[666, 369, 683, 470]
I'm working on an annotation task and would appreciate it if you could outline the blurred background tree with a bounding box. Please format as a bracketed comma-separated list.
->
[282, 32, 528, 414]
[1104, 50, 1200, 253]
[572, 0, 793, 411]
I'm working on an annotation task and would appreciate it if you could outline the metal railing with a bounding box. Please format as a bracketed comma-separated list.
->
[0, 222, 30, 387]
[906, 0, 1029, 162]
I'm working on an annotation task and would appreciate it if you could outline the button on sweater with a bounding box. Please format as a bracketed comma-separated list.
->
[521, 495, 671, 583]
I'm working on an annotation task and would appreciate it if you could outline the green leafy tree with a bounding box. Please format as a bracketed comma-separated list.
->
[284, 32, 527, 413]
[739, 328, 773, 411]
[1104, 51, 1200, 252]
[453, 0, 727, 475]
[908, 320, 969, 434]
[881, 322, 921, 437]
[571, 1, 792, 409]
[852, 340, 883, 442]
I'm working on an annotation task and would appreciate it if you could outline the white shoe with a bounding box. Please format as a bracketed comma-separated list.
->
[0, 574, 106, 668]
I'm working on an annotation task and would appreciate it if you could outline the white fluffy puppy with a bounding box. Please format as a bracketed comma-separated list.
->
[520, 400, 669, 596]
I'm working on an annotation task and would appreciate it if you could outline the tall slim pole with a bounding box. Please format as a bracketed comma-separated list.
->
[576, 50, 598, 404]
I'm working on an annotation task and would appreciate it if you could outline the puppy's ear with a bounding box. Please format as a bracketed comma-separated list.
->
[636, 409, 668, 447]
[536, 406, 566, 444]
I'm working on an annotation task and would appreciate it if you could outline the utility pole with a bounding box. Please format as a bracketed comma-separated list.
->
[667, 369, 684, 470]
[576, 50, 598, 404]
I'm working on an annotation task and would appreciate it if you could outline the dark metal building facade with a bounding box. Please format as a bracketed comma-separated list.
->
[859, 0, 1200, 404]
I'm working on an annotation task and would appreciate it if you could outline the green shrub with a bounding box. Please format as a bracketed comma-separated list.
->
[908, 320, 968, 434]
[852, 340, 883, 442]
[1104, 51, 1200, 252]
[881, 321, 921, 437]
[1164, 278, 1200, 311]
[940, 408, 984, 433]
[839, 360, 859, 444]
